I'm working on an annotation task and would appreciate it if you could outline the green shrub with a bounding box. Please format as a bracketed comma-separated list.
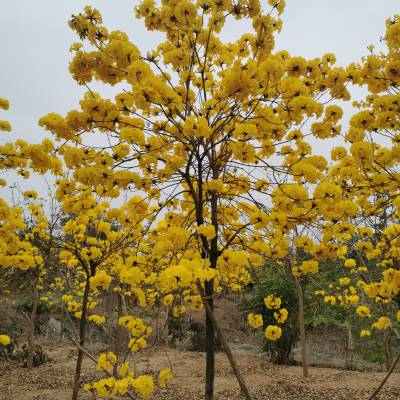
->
[240, 264, 299, 364]
[361, 343, 387, 364]
[167, 312, 187, 345]
[16, 296, 53, 316]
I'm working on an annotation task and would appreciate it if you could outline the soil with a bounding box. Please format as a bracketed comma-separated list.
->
[0, 339, 399, 400]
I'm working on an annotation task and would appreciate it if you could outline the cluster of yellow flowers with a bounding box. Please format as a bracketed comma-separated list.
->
[86, 346, 173, 398]
[0, 97, 11, 132]
[85, 369, 168, 399]
[247, 295, 288, 341]
[0, 98, 60, 177]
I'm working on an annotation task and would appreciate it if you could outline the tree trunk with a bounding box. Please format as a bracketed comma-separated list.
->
[27, 278, 39, 370]
[345, 320, 354, 370]
[203, 185, 219, 400]
[113, 293, 123, 378]
[72, 272, 91, 400]
[204, 279, 215, 400]
[294, 277, 308, 377]
[202, 297, 252, 400]
[60, 308, 65, 343]
[384, 329, 393, 372]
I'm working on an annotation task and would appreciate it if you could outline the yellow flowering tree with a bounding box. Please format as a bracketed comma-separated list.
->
[323, 16, 400, 375]
[36, 0, 361, 397]
[0, 98, 63, 368]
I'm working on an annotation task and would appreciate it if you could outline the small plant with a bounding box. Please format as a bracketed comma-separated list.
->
[186, 318, 222, 352]
[14, 344, 51, 368]
[167, 313, 187, 345]
[241, 263, 299, 365]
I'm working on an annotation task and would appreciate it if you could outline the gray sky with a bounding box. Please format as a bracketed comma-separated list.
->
[0, 0, 399, 192]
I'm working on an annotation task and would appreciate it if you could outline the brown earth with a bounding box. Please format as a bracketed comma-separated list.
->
[0, 339, 399, 400]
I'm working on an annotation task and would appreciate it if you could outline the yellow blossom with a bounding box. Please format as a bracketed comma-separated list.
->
[360, 329, 371, 337]
[197, 224, 216, 240]
[247, 313, 263, 329]
[264, 325, 282, 341]
[356, 306, 371, 318]
[158, 368, 173, 388]
[0, 335, 11, 346]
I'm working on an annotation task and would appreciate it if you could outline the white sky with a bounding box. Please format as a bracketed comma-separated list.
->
[0, 0, 399, 194]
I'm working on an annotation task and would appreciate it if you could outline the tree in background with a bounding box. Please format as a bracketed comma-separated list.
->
[0, 97, 62, 362]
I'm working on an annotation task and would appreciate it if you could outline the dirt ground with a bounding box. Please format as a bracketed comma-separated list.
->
[1, 339, 399, 400]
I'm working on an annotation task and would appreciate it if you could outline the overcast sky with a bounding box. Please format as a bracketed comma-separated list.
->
[0, 1, 399, 194]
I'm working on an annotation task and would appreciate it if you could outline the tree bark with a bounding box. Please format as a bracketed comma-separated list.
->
[202, 295, 252, 400]
[294, 277, 308, 377]
[384, 329, 393, 372]
[203, 185, 219, 400]
[204, 279, 215, 400]
[345, 319, 354, 370]
[72, 271, 91, 400]
[27, 277, 39, 370]
[60, 308, 65, 343]
[113, 293, 123, 378]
